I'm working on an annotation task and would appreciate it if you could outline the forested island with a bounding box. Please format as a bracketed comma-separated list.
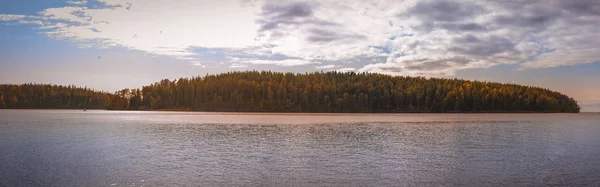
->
[0, 71, 580, 113]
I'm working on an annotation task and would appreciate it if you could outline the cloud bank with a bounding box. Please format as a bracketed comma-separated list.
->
[2, 0, 600, 76]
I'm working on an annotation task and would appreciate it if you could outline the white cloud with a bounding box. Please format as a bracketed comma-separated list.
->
[193, 64, 206, 68]
[337, 67, 356, 72]
[0, 14, 26, 21]
[315, 64, 339, 69]
[3, 0, 262, 59]
[230, 63, 248, 68]
[230, 57, 320, 67]
[17, 20, 44, 25]
[67, 0, 88, 5]
[2, 0, 600, 75]
[39, 23, 69, 29]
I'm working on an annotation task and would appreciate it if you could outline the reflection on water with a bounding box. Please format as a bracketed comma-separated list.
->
[1, 110, 599, 186]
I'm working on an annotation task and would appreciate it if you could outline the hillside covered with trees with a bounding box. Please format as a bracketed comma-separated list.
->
[1, 71, 580, 112]
[107, 71, 579, 113]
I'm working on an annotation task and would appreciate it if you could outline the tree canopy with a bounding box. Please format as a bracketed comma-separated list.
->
[0, 71, 580, 113]
[106, 71, 580, 113]
[0, 84, 111, 109]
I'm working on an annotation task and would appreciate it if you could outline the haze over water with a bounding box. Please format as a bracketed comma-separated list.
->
[1, 110, 600, 186]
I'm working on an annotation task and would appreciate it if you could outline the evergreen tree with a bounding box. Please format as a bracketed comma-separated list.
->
[0, 71, 580, 113]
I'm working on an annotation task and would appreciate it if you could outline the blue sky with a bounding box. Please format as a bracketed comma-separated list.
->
[1, 0, 599, 112]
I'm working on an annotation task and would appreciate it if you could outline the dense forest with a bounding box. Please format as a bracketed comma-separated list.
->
[0, 84, 112, 109]
[0, 71, 580, 113]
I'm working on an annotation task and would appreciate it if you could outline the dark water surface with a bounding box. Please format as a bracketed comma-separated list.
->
[1, 110, 599, 186]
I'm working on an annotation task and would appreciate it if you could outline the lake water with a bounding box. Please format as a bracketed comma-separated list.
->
[1, 110, 600, 186]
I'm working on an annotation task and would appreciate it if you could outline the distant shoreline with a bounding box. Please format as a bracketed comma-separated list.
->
[0, 108, 589, 114]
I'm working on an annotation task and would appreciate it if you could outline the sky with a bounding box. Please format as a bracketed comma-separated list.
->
[0, 0, 599, 112]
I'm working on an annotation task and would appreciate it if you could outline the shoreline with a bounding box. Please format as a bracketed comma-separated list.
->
[0, 108, 592, 114]
[1, 109, 598, 125]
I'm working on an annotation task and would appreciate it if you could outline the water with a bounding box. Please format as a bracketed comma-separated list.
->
[1, 110, 600, 186]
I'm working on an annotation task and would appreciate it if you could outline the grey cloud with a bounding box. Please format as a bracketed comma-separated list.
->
[306, 28, 366, 43]
[254, 0, 600, 76]
[258, 2, 333, 32]
[490, 0, 600, 17]
[407, 0, 600, 70]
[6, 0, 598, 77]
[372, 57, 472, 74]
[404, 57, 471, 71]
[560, 0, 600, 16]
[450, 35, 516, 57]
[492, 10, 559, 31]
[417, 22, 489, 33]
[72, 10, 93, 22]
[405, 62, 450, 71]
[438, 23, 488, 32]
[262, 1, 314, 18]
[453, 34, 480, 43]
[259, 20, 293, 31]
[305, 35, 337, 43]
[259, 19, 338, 32]
[380, 67, 404, 73]
[403, 0, 486, 22]
[490, 0, 600, 31]
[257, 1, 364, 44]
[403, 0, 488, 33]
[404, 0, 599, 34]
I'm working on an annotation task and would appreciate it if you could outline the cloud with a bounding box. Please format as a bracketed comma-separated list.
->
[256, 1, 365, 45]
[403, 0, 485, 23]
[258, 1, 318, 32]
[246, 59, 320, 66]
[2, 0, 262, 60]
[305, 28, 366, 43]
[315, 64, 339, 69]
[190, 61, 206, 68]
[449, 35, 518, 57]
[486, 0, 600, 69]
[337, 67, 356, 72]
[67, 0, 88, 5]
[230, 63, 248, 68]
[17, 20, 44, 25]
[229, 57, 320, 67]
[254, 1, 394, 62]
[375, 0, 600, 74]
[358, 56, 474, 76]
[0, 14, 26, 21]
[1, 0, 600, 75]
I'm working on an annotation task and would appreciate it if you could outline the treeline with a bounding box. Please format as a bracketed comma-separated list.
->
[106, 71, 579, 113]
[0, 84, 112, 109]
[0, 71, 580, 112]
